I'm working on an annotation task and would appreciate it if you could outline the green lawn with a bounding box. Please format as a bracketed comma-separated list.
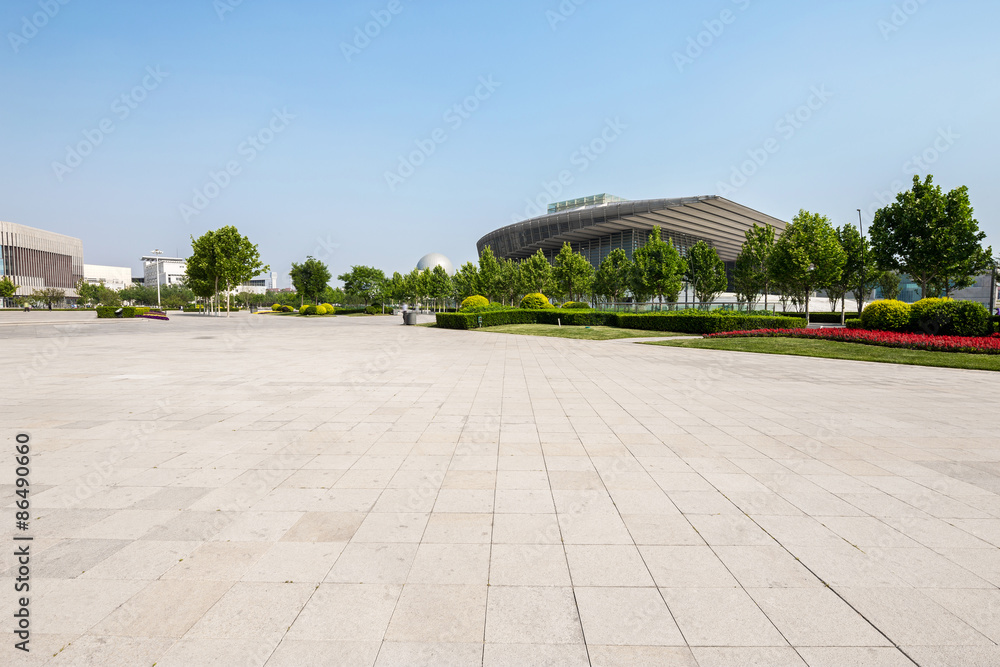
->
[463, 323, 688, 341]
[649, 336, 1000, 372]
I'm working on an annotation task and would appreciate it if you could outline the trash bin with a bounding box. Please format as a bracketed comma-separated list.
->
[404, 311, 418, 326]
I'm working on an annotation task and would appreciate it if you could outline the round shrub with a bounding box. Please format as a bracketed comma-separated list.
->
[861, 300, 911, 331]
[561, 301, 590, 309]
[913, 299, 991, 337]
[520, 293, 552, 309]
[299, 304, 318, 316]
[322, 303, 335, 314]
[281, 305, 294, 313]
[460, 295, 489, 311]
[365, 305, 378, 315]
[271, 303, 282, 311]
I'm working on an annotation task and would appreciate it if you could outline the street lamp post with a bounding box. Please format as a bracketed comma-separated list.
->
[857, 209, 866, 313]
[151, 249, 163, 309]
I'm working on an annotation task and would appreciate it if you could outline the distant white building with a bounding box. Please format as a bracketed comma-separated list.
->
[83, 264, 132, 291]
[141, 255, 187, 288]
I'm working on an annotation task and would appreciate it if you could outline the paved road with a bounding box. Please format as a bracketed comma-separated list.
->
[2, 312, 999, 666]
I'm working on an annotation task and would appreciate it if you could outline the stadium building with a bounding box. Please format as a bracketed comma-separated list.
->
[477, 195, 787, 276]
[0, 220, 84, 301]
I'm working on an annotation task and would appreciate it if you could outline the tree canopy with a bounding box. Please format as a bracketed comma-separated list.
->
[870, 175, 992, 298]
[733, 224, 775, 310]
[552, 242, 594, 303]
[770, 210, 845, 321]
[187, 226, 268, 315]
[633, 228, 684, 307]
[291, 256, 333, 305]
[685, 241, 727, 308]
[337, 265, 385, 306]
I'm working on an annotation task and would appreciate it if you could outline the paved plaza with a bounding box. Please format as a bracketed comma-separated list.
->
[3, 311, 1000, 666]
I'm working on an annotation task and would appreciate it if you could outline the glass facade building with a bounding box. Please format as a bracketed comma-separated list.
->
[0, 220, 84, 299]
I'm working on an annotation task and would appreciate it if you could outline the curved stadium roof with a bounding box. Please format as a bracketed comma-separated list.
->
[477, 196, 787, 263]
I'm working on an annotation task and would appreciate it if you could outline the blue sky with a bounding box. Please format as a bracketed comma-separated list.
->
[2, 0, 997, 286]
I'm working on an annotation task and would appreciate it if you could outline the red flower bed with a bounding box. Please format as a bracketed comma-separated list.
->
[706, 328, 1000, 355]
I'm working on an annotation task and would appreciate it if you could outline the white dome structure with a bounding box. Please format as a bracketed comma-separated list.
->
[416, 253, 454, 275]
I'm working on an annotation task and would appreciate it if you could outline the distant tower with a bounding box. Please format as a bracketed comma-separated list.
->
[416, 253, 454, 275]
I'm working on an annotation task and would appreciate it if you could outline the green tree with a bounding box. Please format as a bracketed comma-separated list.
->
[452, 262, 481, 301]
[119, 283, 156, 306]
[770, 210, 846, 322]
[552, 242, 594, 303]
[477, 246, 502, 302]
[876, 270, 901, 301]
[832, 224, 880, 323]
[519, 249, 554, 295]
[495, 259, 522, 306]
[685, 241, 728, 309]
[870, 175, 992, 299]
[337, 265, 385, 307]
[733, 224, 775, 311]
[0, 276, 20, 307]
[187, 226, 269, 316]
[320, 285, 347, 305]
[429, 265, 453, 311]
[291, 257, 333, 306]
[32, 287, 65, 309]
[633, 228, 684, 309]
[594, 249, 632, 306]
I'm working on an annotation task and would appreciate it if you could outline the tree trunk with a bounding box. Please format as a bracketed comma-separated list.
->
[805, 286, 811, 325]
[840, 295, 846, 325]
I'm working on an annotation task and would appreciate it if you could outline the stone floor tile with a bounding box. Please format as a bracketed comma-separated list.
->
[407, 543, 490, 584]
[265, 640, 380, 667]
[185, 581, 313, 641]
[90, 579, 231, 637]
[564, 544, 654, 587]
[383, 584, 487, 643]
[639, 546, 739, 588]
[485, 586, 584, 644]
[280, 511, 366, 542]
[659, 587, 786, 647]
[575, 587, 685, 646]
[748, 587, 890, 647]
[690, 646, 806, 667]
[286, 583, 401, 641]
[325, 543, 418, 584]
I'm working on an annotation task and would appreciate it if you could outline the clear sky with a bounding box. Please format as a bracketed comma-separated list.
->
[2, 0, 997, 286]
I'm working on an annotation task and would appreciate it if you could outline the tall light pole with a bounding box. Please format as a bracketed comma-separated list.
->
[857, 209, 866, 313]
[151, 249, 163, 309]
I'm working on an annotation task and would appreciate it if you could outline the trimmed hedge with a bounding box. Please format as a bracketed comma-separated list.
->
[460, 295, 489, 310]
[861, 300, 911, 332]
[909, 299, 991, 337]
[615, 312, 807, 334]
[435, 309, 807, 333]
[520, 293, 553, 309]
[845, 318, 863, 329]
[96, 306, 150, 318]
[561, 301, 591, 309]
[334, 307, 368, 315]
